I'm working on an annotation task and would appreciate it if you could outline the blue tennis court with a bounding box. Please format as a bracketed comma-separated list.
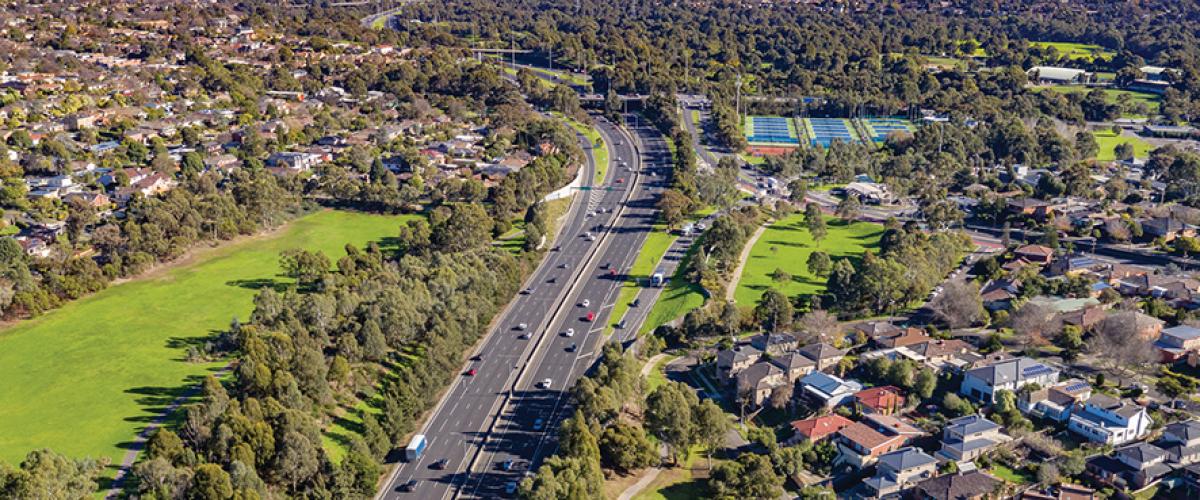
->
[805, 118, 859, 147]
[744, 116, 799, 145]
[861, 117, 915, 142]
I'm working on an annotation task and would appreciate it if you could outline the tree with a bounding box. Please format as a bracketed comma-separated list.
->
[914, 368, 937, 400]
[836, 195, 861, 221]
[693, 399, 729, 469]
[658, 189, 692, 230]
[518, 456, 603, 500]
[598, 423, 657, 473]
[279, 249, 331, 287]
[787, 178, 808, 204]
[928, 277, 984, 329]
[558, 410, 600, 460]
[769, 383, 794, 412]
[795, 309, 837, 343]
[755, 288, 793, 333]
[1010, 302, 1060, 350]
[770, 267, 792, 284]
[0, 449, 105, 499]
[804, 203, 827, 246]
[645, 382, 698, 465]
[805, 251, 832, 278]
[1092, 311, 1159, 384]
[708, 453, 783, 500]
[431, 203, 494, 253]
[190, 463, 234, 500]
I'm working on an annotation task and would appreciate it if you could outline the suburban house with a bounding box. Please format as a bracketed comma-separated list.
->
[1068, 393, 1152, 445]
[717, 345, 762, 379]
[834, 421, 909, 468]
[854, 386, 906, 415]
[960, 357, 1060, 404]
[1086, 442, 1172, 491]
[1156, 325, 1200, 363]
[800, 371, 862, 408]
[874, 327, 930, 349]
[799, 342, 848, 371]
[787, 414, 854, 445]
[770, 352, 816, 382]
[1141, 217, 1195, 242]
[1013, 244, 1055, 264]
[750, 333, 799, 355]
[937, 414, 1010, 462]
[981, 278, 1021, 310]
[735, 361, 787, 409]
[913, 471, 1003, 500]
[908, 339, 982, 373]
[1155, 420, 1200, 466]
[1019, 379, 1093, 422]
[1007, 199, 1054, 220]
[861, 447, 938, 498]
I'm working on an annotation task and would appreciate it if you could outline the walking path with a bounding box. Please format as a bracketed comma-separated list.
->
[105, 362, 236, 498]
[724, 222, 770, 301]
[615, 353, 671, 500]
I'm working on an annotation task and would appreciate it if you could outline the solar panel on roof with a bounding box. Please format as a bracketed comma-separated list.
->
[1064, 382, 1090, 392]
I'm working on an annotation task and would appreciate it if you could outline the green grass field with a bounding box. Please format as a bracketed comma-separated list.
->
[0, 210, 416, 470]
[732, 215, 883, 306]
[1031, 41, 1114, 61]
[1093, 129, 1155, 161]
[1037, 86, 1162, 116]
[558, 115, 609, 185]
[640, 245, 707, 335]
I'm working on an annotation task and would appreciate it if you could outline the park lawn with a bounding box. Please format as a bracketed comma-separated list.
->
[645, 355, 675, 393]
[1031, 41, 1114, 61]
[640, 244, 707, 335]
[0, 210, 416, 471]
[632, 445, 711, 500]
[738, 153, 766, 165]
[1038, 86, 1162, 115]
[1093, 129, 1155, 161]
[732, 215, 884, 306]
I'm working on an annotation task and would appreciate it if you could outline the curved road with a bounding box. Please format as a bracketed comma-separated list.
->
[377, 115, 669, 499]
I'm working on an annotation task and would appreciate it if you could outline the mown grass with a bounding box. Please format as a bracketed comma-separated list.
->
[557, 114, 610, 185]
[1036, 86, 1162, 115]
[1093, 129, 1155, 161]
[0, 210, 416, 471]
[609, 228, 677, 334]
[732, 215, 883, 306]
[1031, 41, 1114, 61]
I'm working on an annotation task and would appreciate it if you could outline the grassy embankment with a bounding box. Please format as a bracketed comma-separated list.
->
[0, 210, 415, 471]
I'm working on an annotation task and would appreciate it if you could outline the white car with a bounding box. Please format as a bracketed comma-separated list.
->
[580, 299, 589, 307]
[516, 323, 528, 330]
[564, 328, 575, 337]
[541, 378, 552, 388]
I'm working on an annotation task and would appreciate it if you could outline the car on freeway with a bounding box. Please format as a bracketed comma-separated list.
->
[521, 287, 534, 295]
[505, 482, 518, 495]
[616, 178, 625, 183]
[431, 459, 448, 470]
[580, 299, 589, 307]
[564, 328, 575, 337]
[533, 418, 545, 431]
[515, 323, 527, 330]
[586, 233, 596, 241]
[632, 298, 640, 307]
[540, 378, 552, 388]
[566, 343, 577, 352]
[609, 269, 617, 276]
[465, 368, 477, 376]
[397, 480, 417, 492]
[518, 332, 531, 340]
[501, 459, 515, 471]
[586, 311, 595, 322]
[560, 262, 570, 269]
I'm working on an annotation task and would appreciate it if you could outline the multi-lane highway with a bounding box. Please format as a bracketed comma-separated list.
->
[378, 115, 670, 499]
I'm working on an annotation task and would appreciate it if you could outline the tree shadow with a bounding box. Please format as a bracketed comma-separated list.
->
[225, 277, 289, 292]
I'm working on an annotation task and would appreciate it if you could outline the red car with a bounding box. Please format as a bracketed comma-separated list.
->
[586, 311, 595, 322]
[616, 178, 625, 183]
[609, 269, 617, 276]
[466, 368, 477, 376]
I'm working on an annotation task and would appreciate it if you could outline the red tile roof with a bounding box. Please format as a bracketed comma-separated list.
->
[855, 386, 906, 413]
[790, 414, 854, 442]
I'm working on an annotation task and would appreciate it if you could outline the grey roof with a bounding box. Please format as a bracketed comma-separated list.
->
[1166, 420, 1200, 443]
[736, 362, 782, 392]
[1117, 442, 1167, 465]
[878, 447, 937, 472]
[964, 357, 1057, 385]
[770, 352, 815, 371]
[1163, 325, 1200, 341]
[717, 345, 761, 366]
[1085, 392, 1122, 410]
[799, 342, 847, 361]
[915, 471, 1003, 500]
[945, 414, 1001, 436]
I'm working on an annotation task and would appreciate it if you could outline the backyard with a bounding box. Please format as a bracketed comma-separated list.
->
[0, 210, 415, 472]
[732, 215, 884, 306]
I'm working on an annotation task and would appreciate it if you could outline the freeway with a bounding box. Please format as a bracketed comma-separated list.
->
[378, 115, 666, 499]
[454, 116, 671, 497]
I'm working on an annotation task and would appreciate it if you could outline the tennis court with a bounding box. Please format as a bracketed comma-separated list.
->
[744, 116, 800, 145]
[861, 117, 915, 143]
[804, 118, 861, 147]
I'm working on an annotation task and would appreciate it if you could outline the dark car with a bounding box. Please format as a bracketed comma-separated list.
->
[501, 459, 515, 471]
[397, 480, 417, 492]
[431, 459, 448, 470]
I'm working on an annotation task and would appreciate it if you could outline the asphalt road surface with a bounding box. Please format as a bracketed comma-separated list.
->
[377, 115, 668, 499]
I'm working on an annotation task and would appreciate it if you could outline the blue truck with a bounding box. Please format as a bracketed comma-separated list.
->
[405, 434, 427, 461]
